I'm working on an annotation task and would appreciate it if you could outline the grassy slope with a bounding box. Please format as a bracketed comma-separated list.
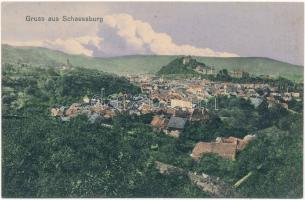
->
[194, 57, 303, 81]
[2, 44, 175, 74]
[2, 44, 303, 81]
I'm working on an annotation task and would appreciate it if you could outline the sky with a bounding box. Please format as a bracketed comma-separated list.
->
[1, 2, 304, 65]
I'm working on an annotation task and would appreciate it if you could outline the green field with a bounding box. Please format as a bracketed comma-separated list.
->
[2, 44, 303, 81]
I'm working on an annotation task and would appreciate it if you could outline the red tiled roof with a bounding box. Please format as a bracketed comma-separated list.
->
[151, 116, 168, 129]
[191, 142, 237, 160]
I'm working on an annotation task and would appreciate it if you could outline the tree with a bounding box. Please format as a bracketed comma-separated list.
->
[216, 69, 231, 81]
[235, 125, 302, 198]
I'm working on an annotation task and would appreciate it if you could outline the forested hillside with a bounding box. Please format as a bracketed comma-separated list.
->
[2, 62, 303, 198]
[2, 44, 303, 81]
[157, 56, 203, 75]
[2, 63, 208, 197]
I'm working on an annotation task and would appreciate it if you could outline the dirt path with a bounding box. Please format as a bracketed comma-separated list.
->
[155, 161, 240, 197]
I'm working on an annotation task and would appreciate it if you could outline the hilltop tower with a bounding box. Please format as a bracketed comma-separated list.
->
[182, 56, 191, 65]
[61, 58, 72, 70]
[67, 58, 73, 68]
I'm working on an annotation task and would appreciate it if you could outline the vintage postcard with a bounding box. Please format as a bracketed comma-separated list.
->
[1, 1, 304, 198]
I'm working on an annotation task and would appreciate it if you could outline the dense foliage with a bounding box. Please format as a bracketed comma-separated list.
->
[2, 63, 140, 110]
[236, 124, 303, 198]
[171, 96, 303, 198]
[2, 64, 206, 197]
[2, 63, 303, 198]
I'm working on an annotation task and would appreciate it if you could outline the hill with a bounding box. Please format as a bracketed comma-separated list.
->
[2, 44, 303, 81]
[194, 56, 303, 81]
[157, 56, 209, 75]
[1, 44, 174, 75]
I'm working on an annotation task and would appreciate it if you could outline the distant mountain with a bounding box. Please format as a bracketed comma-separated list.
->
[2, 44, 303, 81]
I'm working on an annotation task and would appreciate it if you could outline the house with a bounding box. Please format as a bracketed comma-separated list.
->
[90, 104, 104, 113]
[216, 135, 256, 151]
[191, 142, 237, 160]
[247, 89, 259, 97]
[129, 109, 141, 116]
[151, 92, 171, 104]
[270, 92, 281, 97]
[139, 103, 152, 114]
[169, 91, 183, 100]
[291, 92, 300, 98]
[51, 106, 65, 117]
[103, 109, 117, 119]
[216, 136, 242, 151]
[151, 115, 169, 131]
[191, 135, 256, 160]
[90, 98, 101, 105]
[65, 103, 82, 117]
[267, 96, 275, 101]
[206, 68, 216, 75]
[284, 92, 291, 97]
[283, 96, 291, 102]
[171, 99, 192, 109]
[229, 70, 244, 78]
[195, 65, 204, 72]
[109, 100, 119, 108]
[165, 116, 187, 138]
[167, 116, 187, 130]
[141, 83, 153, 93]
[187, 84, 203, 95]
[165, 108, 176, 116]
[195, 65, 216, 75]
[174, 108, 191, 118]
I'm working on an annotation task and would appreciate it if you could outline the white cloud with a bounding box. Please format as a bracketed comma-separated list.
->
[104, 13, 239, 57]
[4, 12, 239, 57]
[4, 36, 102, 56]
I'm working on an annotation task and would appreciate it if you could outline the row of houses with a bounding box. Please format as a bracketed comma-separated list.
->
[51, 101, 117, 122]
[150, 108, 210, 138]
[129, 75, 302, 112]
